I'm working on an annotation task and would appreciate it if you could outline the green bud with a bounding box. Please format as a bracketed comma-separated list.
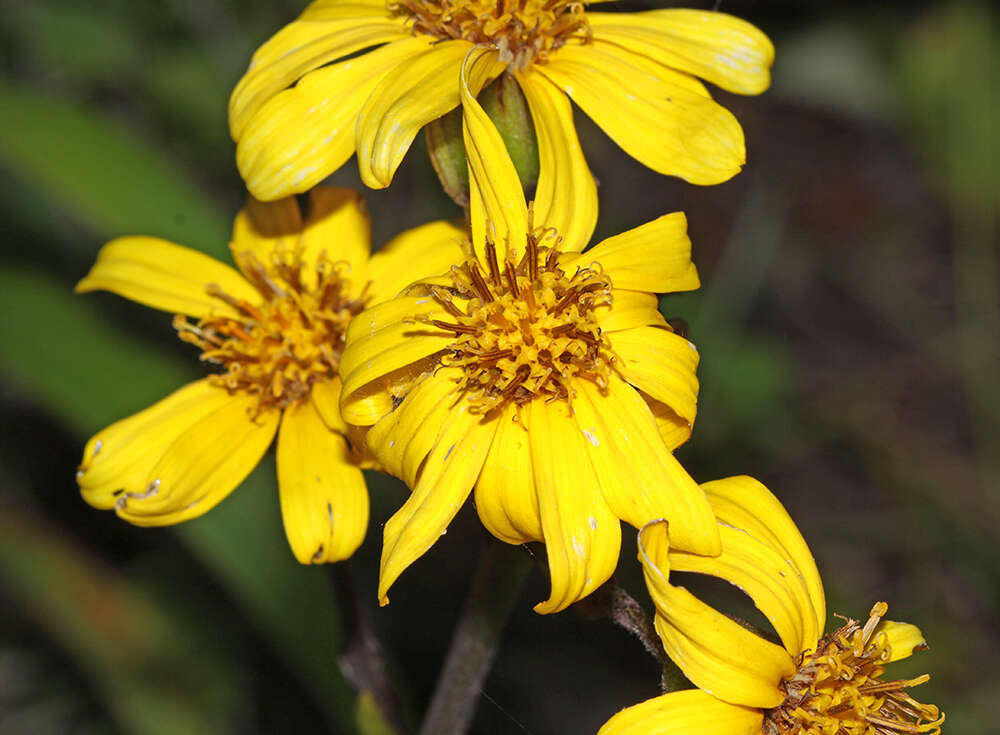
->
[425, 104, 469, 208]
[425, 71, 540, 210]
[478, 72, 539, 193]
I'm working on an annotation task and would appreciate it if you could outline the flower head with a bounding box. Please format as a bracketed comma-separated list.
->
[75, 187, 466, 564]
[338, 77, 720, 612]
[230, 0, 773, 201]
[599, 476, 944, 735]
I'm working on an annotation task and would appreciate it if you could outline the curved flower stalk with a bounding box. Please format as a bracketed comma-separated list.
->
[230, 0, 774, 201]
[75, 187, 466, 564]
[599, 475, 945, 735]
[338, 61, 720, 613]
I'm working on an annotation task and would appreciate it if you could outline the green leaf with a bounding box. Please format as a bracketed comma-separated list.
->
[0, 267, 192, 432]
[0, 80, 229, 259]
[0, 266, 356, 732]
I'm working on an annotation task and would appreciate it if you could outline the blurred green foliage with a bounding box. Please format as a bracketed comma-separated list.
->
[1, 0, 996, 733]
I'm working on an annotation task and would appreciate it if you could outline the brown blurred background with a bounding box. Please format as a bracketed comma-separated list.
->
[1, 1, 996, 732]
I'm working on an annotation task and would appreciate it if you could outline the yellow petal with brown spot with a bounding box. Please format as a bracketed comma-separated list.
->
[277, 398, 368, 564]
[116, 393, 279, 526]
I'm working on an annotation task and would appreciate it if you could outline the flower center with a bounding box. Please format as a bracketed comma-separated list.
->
[175, 250, 366, 415]
[424, 231, 613, 414]
[389, 0, 591, 70]
[764, 602, 944, 735]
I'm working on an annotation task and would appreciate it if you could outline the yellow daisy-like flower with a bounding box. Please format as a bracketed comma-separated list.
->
[338, 66, 720, 613]
[75, 187, 466, 564]
[230, 0, 774, 201]
[599, 476, 945, 735]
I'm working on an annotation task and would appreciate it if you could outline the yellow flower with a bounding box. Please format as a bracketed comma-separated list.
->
[338, 72, 720, 613]
[230, 0, 774, 201]
[75, 187, 466, 564]
[599, 476, 945, 735]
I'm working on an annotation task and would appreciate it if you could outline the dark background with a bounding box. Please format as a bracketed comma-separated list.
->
[1, 0, 996, 732]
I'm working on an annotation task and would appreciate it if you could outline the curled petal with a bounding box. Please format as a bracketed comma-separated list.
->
[357, 39, 476, 189]
[460, 46, 527, 265]
[378, 401, 498, 605]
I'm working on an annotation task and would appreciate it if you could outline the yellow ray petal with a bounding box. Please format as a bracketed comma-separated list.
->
[637, 522, 794, 707]
[229, 14, 407, 139]
[565, 212, 699, 294]
[298, 0, 395, 21]
[701, 476, 826, 638]
[311, 375, 349, 434]
[115, 394, 280, 526]
[609, 326, 699, 425]
[339, 296, 453, 424]
[597, 689, 763, 735]
[236, 37, 427, 201]
[277, 397, 368, 564]
[574, 376, 720, 555]
[515, 70, 596, 253]
[378, 401, 498, 605]
[593, 289, 668, 334]
[474, 404, 542, 544]
[76, 237, 259, 319]
[356, 39, 476, 189]
[653, 590, 793, 708]
[230, 195, 304, 273]
[365, 220, 470, 304]
[645, 393, 695, 450]
[460, 47, 527, 266]
[367, 368, 461, 488]
[879, 621, 929, 663]
[537, 43, 745, 185]
[298, 187, 371, 292]
[77, 379, 227, 509]
[588, 9, 774, 95]
[527, 398, 621, 614]
[635, 520, 674, 601]
[670, 524, 817, 657]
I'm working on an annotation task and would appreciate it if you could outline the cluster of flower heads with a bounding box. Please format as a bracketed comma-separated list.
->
[75, 0, 942, 732]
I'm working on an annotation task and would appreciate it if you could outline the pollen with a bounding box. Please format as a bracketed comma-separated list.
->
[764, 602, 944, 735]
[174, 248, 366, 416]
[389, 0, 591, 70]
[423, 228, 613, 414]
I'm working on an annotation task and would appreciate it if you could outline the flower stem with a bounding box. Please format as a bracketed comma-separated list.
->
[329, 564, 405, 734]
[417, 540, 532, 735]
[572, 578, 688, 693]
